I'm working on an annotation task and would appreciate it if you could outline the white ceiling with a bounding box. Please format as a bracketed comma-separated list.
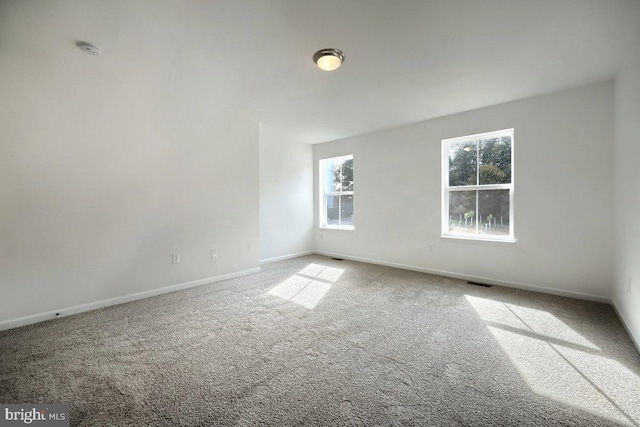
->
[1, 0, 638, 143]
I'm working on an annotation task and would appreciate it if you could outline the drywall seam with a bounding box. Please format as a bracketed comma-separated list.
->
[260, 251, 314, 264]
[314, 250, 610, 303]
[0, 267, 261, 331]
[611, 299, 640, 355]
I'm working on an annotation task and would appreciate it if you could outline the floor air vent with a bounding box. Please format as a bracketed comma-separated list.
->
[467, 281, 492, 288]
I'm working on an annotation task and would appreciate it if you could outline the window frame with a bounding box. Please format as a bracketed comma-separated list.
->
[441, 129, 515, 242]
[319, 154, 354, 230]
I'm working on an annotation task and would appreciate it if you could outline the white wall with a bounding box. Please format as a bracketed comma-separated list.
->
[259, 125, 313, 261]
[314, 82, 614, 300]
[613, 17, 640, 347]
[0, 55, 260, 325]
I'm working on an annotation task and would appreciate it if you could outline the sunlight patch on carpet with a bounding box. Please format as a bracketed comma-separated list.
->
[268, 264, 344, 309]
[465, 295, 640, 426]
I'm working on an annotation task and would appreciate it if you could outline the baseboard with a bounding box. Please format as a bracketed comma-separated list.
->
[313, 250, 610, 304]
[611, 300, 640, 355]
[0, 267, 261, 332]
[260, 251, 314, 264]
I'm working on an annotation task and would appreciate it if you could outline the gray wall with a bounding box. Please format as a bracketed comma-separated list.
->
[0, 54, 260, 325]
[259, 125, 314, 261]
[613, 13, 640, 348]
[314, 82, 614, 301]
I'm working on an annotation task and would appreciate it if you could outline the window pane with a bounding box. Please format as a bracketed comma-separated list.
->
[448, 190, 476, 235]
[448, 142, 477, 186]
[340, 195, 353, 226]
[326, 195, 340, 225]
[478, 189, 510, 236]
[479, 136, 511, 185]
[325, 195, 354, 226]
[323, 158, 353, 192]
[342, 159, 354, 191]
[324, 159, 341, 192]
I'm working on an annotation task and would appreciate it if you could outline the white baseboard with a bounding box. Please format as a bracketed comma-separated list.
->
[313, 250, 611, 304]
[0, 267, 261, 331]
[260, 251, 314, 264]
[611, 300, 640, 355]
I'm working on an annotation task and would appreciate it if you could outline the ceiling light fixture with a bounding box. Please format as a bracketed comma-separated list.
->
[313, 48, 345, 71]
[76, 41, 101, 56]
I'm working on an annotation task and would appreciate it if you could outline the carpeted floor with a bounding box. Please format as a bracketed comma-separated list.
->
[1, 255, 639, 426]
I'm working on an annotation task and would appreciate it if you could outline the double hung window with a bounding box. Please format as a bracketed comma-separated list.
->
[442, 129, 514, 241]
[320, 155, 354, 230]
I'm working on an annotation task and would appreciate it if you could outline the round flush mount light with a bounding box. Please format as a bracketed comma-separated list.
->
[76, 41, 101, 56]
[313, 48, 345, 71]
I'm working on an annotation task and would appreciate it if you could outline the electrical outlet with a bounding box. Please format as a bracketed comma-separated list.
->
[248, 244, 253, 252]
[429, 244, 433, 252]
[211, 249, 218, 259]
[172, 253, 181, 264]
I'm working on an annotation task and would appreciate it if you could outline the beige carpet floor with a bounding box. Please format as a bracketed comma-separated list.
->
[1, 255, 639, 426]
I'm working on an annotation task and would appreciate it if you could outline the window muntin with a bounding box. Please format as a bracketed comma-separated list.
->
[320, 155, 354, 229]
[442, 129, 514, 241]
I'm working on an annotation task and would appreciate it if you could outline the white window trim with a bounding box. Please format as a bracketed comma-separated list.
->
[319, 154, 354, 230]
[441, 129, 515, 243]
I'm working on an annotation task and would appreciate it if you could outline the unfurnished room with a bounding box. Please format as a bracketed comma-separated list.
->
[1, 1, 640, 426]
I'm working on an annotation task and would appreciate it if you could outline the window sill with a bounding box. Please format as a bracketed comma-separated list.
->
[441, 234, 515, 243]
[320, 226, 355, 232]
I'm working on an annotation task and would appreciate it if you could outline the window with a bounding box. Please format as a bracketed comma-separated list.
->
[442, 129, 514, 241]
[320, 155, 354, 229]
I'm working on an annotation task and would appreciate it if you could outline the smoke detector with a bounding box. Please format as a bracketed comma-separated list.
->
[76, 41, 101, 56]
